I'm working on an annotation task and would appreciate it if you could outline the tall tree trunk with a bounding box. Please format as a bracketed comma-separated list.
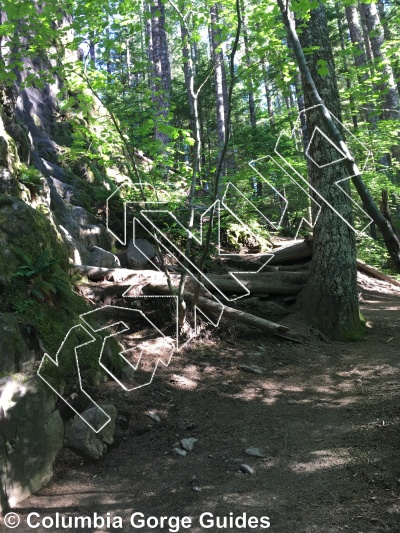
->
[277, 0, 400, 275]
[209, 3, 235, 176]
[345, 3, 377, 126]
[278, 1, 361, 339]
[377, 0, 400, 94]
[210, 4, 227, 152]
[147, 0, 171, 147]
[262, 60, 275, 126]
[336, 2, 358, 130]
[241, 0, 256, 128]
[181, 23, 196, 155]
[358, 1, 374, 63]
[362, 1, 399, 117]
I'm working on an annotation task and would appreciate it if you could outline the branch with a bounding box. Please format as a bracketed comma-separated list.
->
[276, 0, 400, 271]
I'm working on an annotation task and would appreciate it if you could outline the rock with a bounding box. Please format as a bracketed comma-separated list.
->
[177, 420, 196, 430]
[173, 447, 187, 457]
[238, 364, 264, 375]
[147, 412, 161, 423]
[0, 376, 64, 511]
[0, 168, 17, 195]
[5, 122, 31, 163]
[181, 438, 198, 452]
[0, 314, 38, 374]
[41, 159, 67, 182]
[79, 224, 105, 247]
[71, 206, 95, 226]
[49, 177, 75, 203]
[245, 447, 265, 458]
[58, 224, 85, 265]
[240, 464, 255, 475]
[287, 399, 298, 405]
[90, 246, 120, 268]
[127, 239, 156, 268]
[64, 404, 117, 460]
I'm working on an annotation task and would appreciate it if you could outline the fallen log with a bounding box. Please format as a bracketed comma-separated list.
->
[72, 264, 136, 281]
[73, 264, 309, 295]
[222, 256, 311, 272]
[202, 272, 308, 295]
[268, 239, 313, 265]
[72, 265, 180, 283]
[147, 283, 302, 342]
[356, 260, 400, 288]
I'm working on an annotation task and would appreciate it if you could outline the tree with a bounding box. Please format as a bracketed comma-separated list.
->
[278, 0, 361, 339]
[146, 0, 172, 148]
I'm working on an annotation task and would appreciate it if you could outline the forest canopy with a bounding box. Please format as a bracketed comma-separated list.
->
[1, 0, 400, 339]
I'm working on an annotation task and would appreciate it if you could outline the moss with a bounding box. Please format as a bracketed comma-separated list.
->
[0, 198, 123, 389]
[342, 312, 367, 342]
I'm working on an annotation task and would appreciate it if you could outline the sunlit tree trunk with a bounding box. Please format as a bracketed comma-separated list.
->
[279, 0, 361, 339]
[209, 4, 227, 151]
[363, 1, 399, 117]
[147, 0, 171, 147]
[336, 2, 357, 130]
[241, 0, 256, 128]
[262, 60, 275, 127]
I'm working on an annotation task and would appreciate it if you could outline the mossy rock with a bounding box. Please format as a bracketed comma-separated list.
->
[5, 122, 31, 163]
[0, 197, 125, 388]
[0, 197, 67, 295]
[0, 313, 39, 374]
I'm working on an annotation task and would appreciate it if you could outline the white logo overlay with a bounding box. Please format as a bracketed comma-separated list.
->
[37, 104, 378, 431]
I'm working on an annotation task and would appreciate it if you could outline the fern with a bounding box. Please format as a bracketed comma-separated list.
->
[13, 249, 70, 307]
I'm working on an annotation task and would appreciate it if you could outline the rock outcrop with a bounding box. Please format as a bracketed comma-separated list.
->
[0, 374, 64, 511]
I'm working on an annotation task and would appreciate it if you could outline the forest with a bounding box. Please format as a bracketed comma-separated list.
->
[0, 0, 400, 531]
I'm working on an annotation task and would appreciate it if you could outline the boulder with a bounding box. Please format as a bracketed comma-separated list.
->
[127, 239, 156, 268]
[90, 246, 120, 268]
[79, 224, 112, 249]
[58, 224, 88, 265]
[64, 404, 117, 460]
[0, 376, 64, 511]
[0, 314, 38, 374]
[49, 177, 75, 203]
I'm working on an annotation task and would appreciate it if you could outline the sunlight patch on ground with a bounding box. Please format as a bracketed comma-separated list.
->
[168, 374, 198, 389]
[183, 364, 202, 381]
[232, 386, 264, 401]
[337, 365, 392, 379]
[313, 385, 340, 394]
[289, 448, 351, 473]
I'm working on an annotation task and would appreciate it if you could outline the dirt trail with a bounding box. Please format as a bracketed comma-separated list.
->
[8, 276, 400, 533]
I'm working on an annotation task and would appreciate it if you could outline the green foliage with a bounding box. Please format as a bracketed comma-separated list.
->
[356, 234, 392, 272]
[18, 165, 44, 196]
[13, 249, 70, 306]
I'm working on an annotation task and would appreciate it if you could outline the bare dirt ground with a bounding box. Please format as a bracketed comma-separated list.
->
[7, 274, 400, 533]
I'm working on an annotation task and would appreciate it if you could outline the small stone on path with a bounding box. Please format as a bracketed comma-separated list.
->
[173, 448, 187, 457]
[240, 464, 255, 475]
[181, 438, 198, 452]
[245, 447, 265, 458]
[238, 364, 263, 375]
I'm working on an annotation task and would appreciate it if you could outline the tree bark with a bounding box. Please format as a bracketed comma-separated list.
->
[345, 4, 377, 128]
[210, 4, 227, 151]
[358, 1, 374, 63]
[147, 0, 172, 147]
[241, 0, 256, 128]
[363, 1, 399, 118]
[335, 2, 357, 130]
[278, 0, 361, 339]
[278, 0, 400, 273]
